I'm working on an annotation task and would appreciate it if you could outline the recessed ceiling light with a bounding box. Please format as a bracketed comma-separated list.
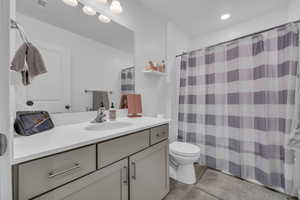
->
[221, 13, 231, 20]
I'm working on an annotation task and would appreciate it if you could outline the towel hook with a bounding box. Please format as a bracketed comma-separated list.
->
[10, 19, 30, 46]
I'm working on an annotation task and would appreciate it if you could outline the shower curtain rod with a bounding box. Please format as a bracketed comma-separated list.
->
[176, 19, 300, 58]
[122, 66, 135, 70]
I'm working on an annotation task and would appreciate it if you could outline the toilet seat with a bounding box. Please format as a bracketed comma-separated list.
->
[170, 142, 200, 157]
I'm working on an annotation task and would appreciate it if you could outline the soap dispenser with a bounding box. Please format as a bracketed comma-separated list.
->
[109, 102, 116, 121]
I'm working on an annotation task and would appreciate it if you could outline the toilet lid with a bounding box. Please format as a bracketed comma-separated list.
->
[170, 142, 200, 157]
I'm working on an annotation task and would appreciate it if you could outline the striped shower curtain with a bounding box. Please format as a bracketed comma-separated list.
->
[177, 24, 299, 195]
[121, 67, 135, 94]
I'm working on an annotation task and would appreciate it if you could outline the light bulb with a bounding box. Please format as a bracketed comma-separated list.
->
[82, 6, 96, 16]
[110, 0, 123, 14]
[221, 13, 231, 20]
[95, 0, 107, 4]
[62, 0, 78, 7]
[98, 14, 111, 23]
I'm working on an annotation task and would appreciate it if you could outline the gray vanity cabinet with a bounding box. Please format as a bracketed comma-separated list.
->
[129, 140, 169, 200]
[33, 159, 128, 200]
[14, 124, 170, 200]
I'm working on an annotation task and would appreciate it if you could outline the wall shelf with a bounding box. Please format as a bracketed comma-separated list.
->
[143, 70, 167, 76]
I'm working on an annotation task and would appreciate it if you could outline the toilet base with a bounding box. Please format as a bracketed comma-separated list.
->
[170, 164, 196, 184]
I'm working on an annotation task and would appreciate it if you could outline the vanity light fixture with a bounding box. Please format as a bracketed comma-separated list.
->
[82, 6, 97, 16]
[62, 0, 113, 23]
[110, 0, 123, 14]
[98, 14, 111, 23]
[62, 0, 78, 7]
[221, 13, 231, 20]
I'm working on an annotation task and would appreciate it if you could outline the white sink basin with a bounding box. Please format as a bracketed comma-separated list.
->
[85, 121, 132, 131]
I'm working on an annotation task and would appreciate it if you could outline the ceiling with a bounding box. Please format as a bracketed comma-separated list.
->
[135, 0, 290, 37]
[16, 0, 135, 53]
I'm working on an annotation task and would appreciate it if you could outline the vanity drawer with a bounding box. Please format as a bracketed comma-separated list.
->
[150, 124, 169, 145]
[17, 145, 96, 200]
[97, 130, 150, 168]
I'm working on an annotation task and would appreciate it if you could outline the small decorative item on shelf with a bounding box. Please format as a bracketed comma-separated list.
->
[161, 60, 166, 72]
[145, 61, 157, 71]
[156, 63, 160, 72]
[144, 60, 166, 73]
[158, 63, 163, 72]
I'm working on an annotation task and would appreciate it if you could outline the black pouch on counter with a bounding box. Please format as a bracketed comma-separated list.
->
[14, 111, 54, 136]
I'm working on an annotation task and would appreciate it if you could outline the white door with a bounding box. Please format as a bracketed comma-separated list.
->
[0, 0, 12, 200]
[25, 41, 71, 113]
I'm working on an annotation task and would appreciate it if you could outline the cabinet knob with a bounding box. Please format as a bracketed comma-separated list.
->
[26, 100, 34, 106]
[65, 105, 71, 110]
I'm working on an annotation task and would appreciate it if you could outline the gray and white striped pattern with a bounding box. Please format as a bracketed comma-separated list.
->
[177, 24, 299, 196]
[121, 67, 135, 94]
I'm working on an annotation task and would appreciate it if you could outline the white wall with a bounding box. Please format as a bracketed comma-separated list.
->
[14, 13, 134, 112]
[190, 8, 289, 50]
[166, 22, 189, 142]
[288, 0, 300, 21]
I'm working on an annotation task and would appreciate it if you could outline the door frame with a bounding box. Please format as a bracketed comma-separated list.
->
[0, 0, 13, 200]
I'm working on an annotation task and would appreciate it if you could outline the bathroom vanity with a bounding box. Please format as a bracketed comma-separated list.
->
[12, 117, 170, 200]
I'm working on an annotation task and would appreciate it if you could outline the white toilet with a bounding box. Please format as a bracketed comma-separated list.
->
[169, 141, 201, 184]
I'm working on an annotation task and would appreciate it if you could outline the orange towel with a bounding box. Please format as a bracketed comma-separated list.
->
[127, 94, 142, 117]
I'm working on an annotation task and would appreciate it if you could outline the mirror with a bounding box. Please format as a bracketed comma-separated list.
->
[14, 0, 135, 113]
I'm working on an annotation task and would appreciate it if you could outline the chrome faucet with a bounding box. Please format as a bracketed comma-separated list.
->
[93, 104, 106, 123]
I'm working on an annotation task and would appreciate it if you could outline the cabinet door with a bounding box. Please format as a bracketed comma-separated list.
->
[130, 140, 169, 200]
[34, 159, 128, 200]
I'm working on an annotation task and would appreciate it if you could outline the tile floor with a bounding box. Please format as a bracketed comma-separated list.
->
[164, 165, 298, 200]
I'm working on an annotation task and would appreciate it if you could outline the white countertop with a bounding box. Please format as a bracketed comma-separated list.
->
[13, 117, 170, 165]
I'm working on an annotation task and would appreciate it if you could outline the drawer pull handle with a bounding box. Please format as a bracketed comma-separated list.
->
[123, 166, 128, 184]
[131, 162, 136, 180]
[48, 162, 80, 179]
[156, 132, 166, 138]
